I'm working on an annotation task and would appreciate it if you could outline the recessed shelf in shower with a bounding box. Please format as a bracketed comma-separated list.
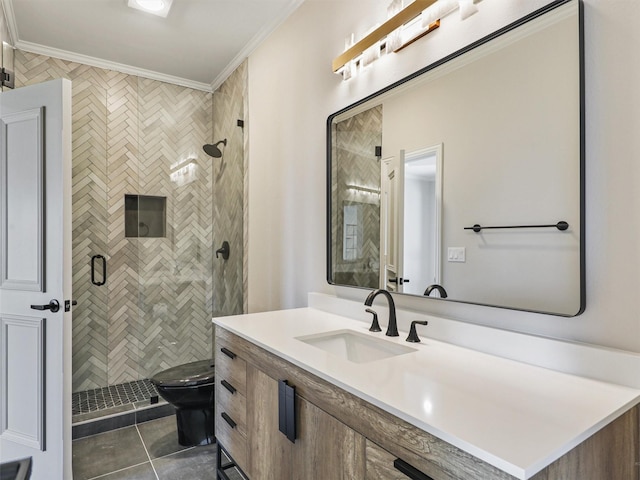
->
[125, 194, 166, 238]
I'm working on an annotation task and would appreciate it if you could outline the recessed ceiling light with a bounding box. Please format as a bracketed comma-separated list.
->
[127, 0, 173, 18]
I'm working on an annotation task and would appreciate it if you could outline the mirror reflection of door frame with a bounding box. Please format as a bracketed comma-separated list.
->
[380, 153, 405, 292]
[402, 144, 443, 294]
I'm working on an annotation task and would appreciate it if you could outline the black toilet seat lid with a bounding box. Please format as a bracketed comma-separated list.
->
[150, 359, 215, 387]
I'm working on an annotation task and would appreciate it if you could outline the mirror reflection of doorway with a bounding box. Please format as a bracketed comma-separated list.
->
[403, 145, 442, 295]
[381, 144, 442, 295]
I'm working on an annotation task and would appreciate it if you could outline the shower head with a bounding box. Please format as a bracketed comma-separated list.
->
[203, 139, 227, 158]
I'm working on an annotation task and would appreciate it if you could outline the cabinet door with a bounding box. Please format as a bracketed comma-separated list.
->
[366, 440, 411, 480]
[292, 396, 365, 480]
[247, 366, 293, 480]
[247, 365, 365, 480]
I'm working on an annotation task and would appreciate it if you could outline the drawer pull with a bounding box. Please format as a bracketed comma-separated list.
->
[220, 347, 237, 359]
[221, 379, 236, 394]
[393, 459, 434, 480]
[221, 412, 237, 429]
[278, 379, 296, 443]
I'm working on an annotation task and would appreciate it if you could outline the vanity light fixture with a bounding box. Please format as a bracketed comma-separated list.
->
[127, 0, 173, 17]
[333, 0, 437, 75]
[334, 0, 480, 80]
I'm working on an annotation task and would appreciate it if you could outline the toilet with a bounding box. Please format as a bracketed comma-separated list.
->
[150, 359, 215, 446]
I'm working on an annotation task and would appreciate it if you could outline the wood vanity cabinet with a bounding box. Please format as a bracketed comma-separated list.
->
[214, 342, 248, 471]
[214, 326, 640, 480]
[246, 366, 365, 479]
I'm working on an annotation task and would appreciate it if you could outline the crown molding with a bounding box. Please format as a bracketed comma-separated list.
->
[16, 40, 213, 92]
[211, 0, 304, 91]
[1, 0, 19, 45]
[4, 0, 303, 92]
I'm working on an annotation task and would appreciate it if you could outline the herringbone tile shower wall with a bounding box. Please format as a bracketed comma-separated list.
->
[332, 106, 383, 288]
[14, 50, 241, 391]
[212, 62, 246, 320]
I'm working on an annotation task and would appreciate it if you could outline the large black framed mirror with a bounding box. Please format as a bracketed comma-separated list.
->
[327, 0, 584, 316]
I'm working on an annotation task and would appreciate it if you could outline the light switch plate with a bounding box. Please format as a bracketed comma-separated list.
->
[448, 247, 466, 262]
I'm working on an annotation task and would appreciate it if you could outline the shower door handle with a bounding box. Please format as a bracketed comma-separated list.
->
[91, 255, 107, 286]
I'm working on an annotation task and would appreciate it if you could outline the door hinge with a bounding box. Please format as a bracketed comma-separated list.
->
[1, 68, 15, 89]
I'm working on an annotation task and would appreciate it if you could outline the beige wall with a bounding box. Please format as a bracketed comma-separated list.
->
[247, 0, 640, 353]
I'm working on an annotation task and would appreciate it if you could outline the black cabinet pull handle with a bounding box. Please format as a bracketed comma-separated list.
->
[278, 380, 296, 443]
[221, 412, 236, 429]
[221, 379, 236, 394]
[220, 347, 236, 359]
[393, 459, 434, 480]
[91, 255, 107, 286]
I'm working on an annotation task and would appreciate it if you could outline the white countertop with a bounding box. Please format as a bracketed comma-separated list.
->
[214, 307, 640, 479]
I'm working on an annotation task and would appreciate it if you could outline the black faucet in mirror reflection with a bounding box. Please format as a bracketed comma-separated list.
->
[424, 284, 447, 298]
[364, 289, 398, 337]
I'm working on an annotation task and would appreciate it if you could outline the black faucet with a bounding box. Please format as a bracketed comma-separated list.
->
[424, 284, 448, 298]
[364, 289, 398, 337]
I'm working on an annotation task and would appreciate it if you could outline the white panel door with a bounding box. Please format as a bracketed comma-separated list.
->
[0, 79, 73, 480]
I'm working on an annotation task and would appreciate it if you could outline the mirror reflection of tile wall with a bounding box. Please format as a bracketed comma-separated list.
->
[0, 4, 13, 92]
[332, 105, 382, 289]
[212, 61, 247, 319]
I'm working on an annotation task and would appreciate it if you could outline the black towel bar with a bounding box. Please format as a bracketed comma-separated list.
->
[464, 221, 569, 233]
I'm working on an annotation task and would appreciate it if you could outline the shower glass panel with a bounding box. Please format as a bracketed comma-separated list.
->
[71, 77, 116, 393]
[135, 78, 214, 381]
[71, 76, 214, 396]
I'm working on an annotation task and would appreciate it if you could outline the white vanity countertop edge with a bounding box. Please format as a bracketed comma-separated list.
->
[213, 308, 640, 480]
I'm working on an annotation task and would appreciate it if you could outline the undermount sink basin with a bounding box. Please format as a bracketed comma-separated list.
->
[296, 329, 417, 363]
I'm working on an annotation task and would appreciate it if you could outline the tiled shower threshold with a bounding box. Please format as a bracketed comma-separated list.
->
[72, 379, 174, 439]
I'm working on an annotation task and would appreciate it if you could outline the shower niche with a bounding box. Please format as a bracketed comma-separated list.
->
[125, 194, 166, 238]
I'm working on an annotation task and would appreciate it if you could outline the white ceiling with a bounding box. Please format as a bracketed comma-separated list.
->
[2, 0, 304, 91]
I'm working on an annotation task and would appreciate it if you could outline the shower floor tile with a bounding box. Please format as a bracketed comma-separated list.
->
[72, 379, 159, 416]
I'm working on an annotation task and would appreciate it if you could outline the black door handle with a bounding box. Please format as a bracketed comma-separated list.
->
[91, 255, 107, 286]
[31, 299, 60, 313]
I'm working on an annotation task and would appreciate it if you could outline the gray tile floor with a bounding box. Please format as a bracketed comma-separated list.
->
[72, 415, 244, 480]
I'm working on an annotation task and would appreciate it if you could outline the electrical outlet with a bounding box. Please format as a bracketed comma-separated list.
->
[448, 247, 466, 263]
